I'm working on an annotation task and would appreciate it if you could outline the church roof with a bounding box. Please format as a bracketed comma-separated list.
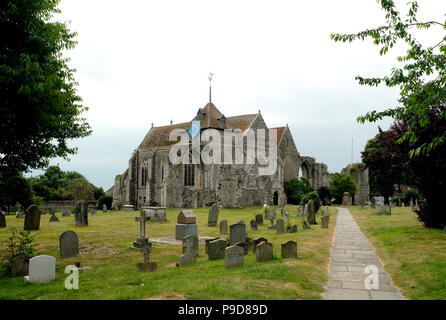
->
[138, 121, 191, 149]
[193, 103, 233, 130]
[270, 126, 286, 145]
[226, 114, 258, 132]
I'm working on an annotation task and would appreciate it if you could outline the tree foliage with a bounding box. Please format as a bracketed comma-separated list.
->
[300, 191, 321, 212]
[331, 0, 446, 158]
[329, 173, 357, 204]
[0, 0, 91, 173]
[0, 168, 32, 210]
[284, 177, 313, 205]
[68, 177, 94, 201]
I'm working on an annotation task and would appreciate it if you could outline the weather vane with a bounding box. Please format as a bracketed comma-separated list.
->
[208, 72, 214, 103]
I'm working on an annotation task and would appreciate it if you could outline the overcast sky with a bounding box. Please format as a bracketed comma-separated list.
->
[29, 0, 446, 189]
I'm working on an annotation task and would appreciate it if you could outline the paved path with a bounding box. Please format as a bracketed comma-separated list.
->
[323, 207, 405, 300]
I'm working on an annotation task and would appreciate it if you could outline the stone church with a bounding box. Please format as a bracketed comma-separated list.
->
[111, 102, 332, 209]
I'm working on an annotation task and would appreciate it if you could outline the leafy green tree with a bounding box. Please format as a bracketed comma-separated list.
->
[284, 177, 313, 204]
[68, 178, 93, 201]
[329, 173, 357, 204]
[0, 0, 91, 173]
[300, 191, 321, 212]
[0, 168, 32, 211]
[331, 0, 446, 158]
[317, 186, 331, 205]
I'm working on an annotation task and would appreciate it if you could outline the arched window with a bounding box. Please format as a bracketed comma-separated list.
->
[141, 166, 148, 186]
[184, 164, 195, 186]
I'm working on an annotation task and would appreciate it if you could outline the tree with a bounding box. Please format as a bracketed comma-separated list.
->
[0, 0, 91, 173]
[331, 0, 446, 158]
[329, 173, 357, 204]
[0, 168, 32, 211]
[68, 178, 93, 201]
[300, 191, 321, 212]
[284, 177, 313, 204]
[317, 186, 331, 205]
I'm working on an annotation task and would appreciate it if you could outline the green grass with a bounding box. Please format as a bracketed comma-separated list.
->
[349, 206, 446, 300]
[0, 205, 337, 300]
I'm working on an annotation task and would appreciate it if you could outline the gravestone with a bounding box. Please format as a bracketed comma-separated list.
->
[90, 210, 96, 216]
[15, 203, 24, 218]
[175, 210, 198, 240]
[24, 205, 41, 231]
[59, 230, 79, 258]
[134, 211, 151, 249]
[321, 209, 325, 217]
[342, 192, 351, 205]
[208, 239, 227, 260]
[24, 255, 56, 284]
[250, 220, 258, 231]
[137, 245, 157, 272]
[264, 206, 271, 219]
[302, 220, 311, 229]
[62, 208, 70, 217]
[225, 245, 244, 268]
[255, 213, 263, 226]
[252, 237, 268, 253]
[49, 212, 59, 222]
[0, 213, 5, 228]
[205, 237, 220, 254]
[102, 204, 107, 212]
[281, 240, 297, 259]
[219, 220, 228, 235]
[11, 256, 29, 277]
[179, 242, 196, 266]
[234, 242, 248, 255]
[307, 200, 316, 224]
[289, 224, 298, 233]
[256, 241, 273, 262]
[182, 234, 199, 256]
[208, 205, 219, 226]
[321, 216, 329, 229]
[75, 200, 88, 226]
[41, 206, 47, 215]
[229, 223, 246, 245]
[48, 206, 55, 216]
[276, 218, 285, 234]
[280, 207, 284, 217]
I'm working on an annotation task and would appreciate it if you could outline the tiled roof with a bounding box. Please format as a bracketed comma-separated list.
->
[138, 121, 191, 149]
[226, 114, 258, 133]
[192, 103, 233, 130]
[270, 126, 286, 145]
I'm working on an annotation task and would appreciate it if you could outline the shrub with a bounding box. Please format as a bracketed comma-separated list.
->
[390, 196, 403, 205]
[0, 228, 37, 276]
[402, 189, 421, 205]
[284, 177, 313, 204]
[317, 186, 331, 205]
[98, 195, 113, 210]
[300, 191, 321, 212]
[329, 173, 357, 204]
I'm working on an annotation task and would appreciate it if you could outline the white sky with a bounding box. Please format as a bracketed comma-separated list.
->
[30, 0, 446, 189]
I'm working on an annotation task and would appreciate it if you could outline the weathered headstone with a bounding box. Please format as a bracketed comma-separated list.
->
[205, 237, 220, 254]
[321, 215, 329, 229]
[229, 223, 246, 245]
[280, 206, 284, 217]
[250, 220, 258, 231]
[307, 199, 316, 224]
[134, 210, 151, 248]
[289, 224, 298, 233]
[175, 210, 198, 240]
[255, 213, 263, 226]
[219, 220, 228, 235]
[303, 203, 308, 217]
[0, 213, 5, 228]
[24, 205, 41, 231]
[182, 234, 199, 256]
[208, 239, 226, 260]
[302, 220, 311, 229]
[208, 205, 219, 226]
[15, 203, 24, 218]
[49, 211, 59, 222]
[256, 241, 273, 262]
[264, 205, 271, 219]
[281, 240, 297, 259]
[179, 241, 196, 266]
[224, 245, 244, 268]
[234, 242, 248, 255]
[342, 192, 351, 205]
[102, 204, 107, 212]
[59, 230, 79, 258]
[24, 255, 56, 284]
[75, 200, 88, 226]
[252, 237, 268, 253]
[276, 218, 285, 234]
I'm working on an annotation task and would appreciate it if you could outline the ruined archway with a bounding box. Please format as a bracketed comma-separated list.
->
[299, 161, 312, 184]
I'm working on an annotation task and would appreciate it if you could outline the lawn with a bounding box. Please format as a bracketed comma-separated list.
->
[0, 205, 337, 300]
[349, 206, 446, 300]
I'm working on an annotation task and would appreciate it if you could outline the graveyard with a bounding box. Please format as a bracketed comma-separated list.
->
[0, 205, 336, 300]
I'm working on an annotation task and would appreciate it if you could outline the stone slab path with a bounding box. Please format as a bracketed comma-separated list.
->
[323, 207, 406, 300]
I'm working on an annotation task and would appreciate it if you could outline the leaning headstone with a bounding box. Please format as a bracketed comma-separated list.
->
[255, 213, 263, 226]
[62, 208, 70, 217]
[224, 245, 244, 268]
[24, 205, 41, 231]
[281, 240, 297, 259]
[182, 234, 199, 257]
[252, 237, 268, 253]
[250, 220, 258, 231]
[0, 213, 6, 228]
[276, 218, 285, 234]
[321, 216, 329, 229]
[59, 231, 79, 258]
[102, 204, 107, 212]
[208, 204, 219, 226]
[75, 200, 88, 226]
[208, 239, 226, 260]
[289, 224, 298, 233]
[219, 220, 228, 235]
[302, 220, 311, 229]
[229, 223, 246, 245]
[256, 241, 273, 262]
[24, 255, 56, 284]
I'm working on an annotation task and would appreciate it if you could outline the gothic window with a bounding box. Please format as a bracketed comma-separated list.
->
[184, 164, 195, 186]
[141, 166, 149, 186]
[161, 165, 164, 182]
